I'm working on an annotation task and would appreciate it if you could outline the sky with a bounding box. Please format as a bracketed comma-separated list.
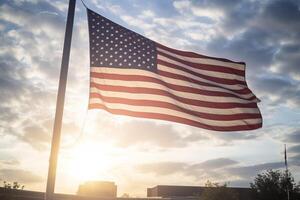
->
[1, 0, 300, 197]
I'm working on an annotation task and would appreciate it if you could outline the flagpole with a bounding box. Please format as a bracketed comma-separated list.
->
[45, 0, 76, 200]
[284, 144, 290, 200]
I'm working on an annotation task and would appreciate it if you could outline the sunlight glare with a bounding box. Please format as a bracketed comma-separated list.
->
[67, 141, 111, 182]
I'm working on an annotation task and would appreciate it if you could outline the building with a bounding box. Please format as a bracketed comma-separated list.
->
[77, 181, 117, 198]
[147, 185, 253, 200]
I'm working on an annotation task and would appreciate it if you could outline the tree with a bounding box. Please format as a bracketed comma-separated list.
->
[3, 181, 24, 190]
[200, 180, 239, 200]
[250, 170, 300, 200]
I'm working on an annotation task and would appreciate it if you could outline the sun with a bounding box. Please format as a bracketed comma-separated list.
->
[65, 141, 112, 182]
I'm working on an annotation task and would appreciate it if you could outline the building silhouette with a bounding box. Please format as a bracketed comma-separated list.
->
[147, 185, 253, 200]
[77, 181, 117, 198]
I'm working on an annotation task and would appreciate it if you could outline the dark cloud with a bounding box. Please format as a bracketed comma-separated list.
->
[207, 29, 276, 71]
[284, 129, 300, 143]
[272, 43, 300, 80]
[261, 0, 300, 34]
[251, 76, 300, 108]
[192, 158, 238, 170]
[137, 159, 289, 185]
[226, 162, 285, 179]
[288, 145, 300, 154]
[0, 169, 43, 183]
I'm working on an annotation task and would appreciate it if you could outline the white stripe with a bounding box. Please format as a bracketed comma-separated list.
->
[90, 86, 260, 115]
[89, 98, 262, 127]
[158, 54, 245, 81]
[91, 77, 256, 104]
[157, 47, 245, 70]
[158, 64, 246, 90]
[91, 67, 250, 91]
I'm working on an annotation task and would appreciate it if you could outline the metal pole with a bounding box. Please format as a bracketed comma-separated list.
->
[45, 0, 76, 199]
[284, 144, 290, 200]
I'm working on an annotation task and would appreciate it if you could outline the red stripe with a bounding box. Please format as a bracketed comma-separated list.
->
[90, 81, 256, 101]
[158, 52, 245, 77]
[91, 71, 253, 95]
[158, 69, 250, 93]
[89, 103, 262, 131]
[158, 59, 246, 85]
[90, 92, 262, 120]
[90, 82, 257, 109]
[156, 43, 246, 65]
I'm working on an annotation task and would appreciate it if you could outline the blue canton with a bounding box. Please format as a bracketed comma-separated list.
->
[88, 9, 157, 72]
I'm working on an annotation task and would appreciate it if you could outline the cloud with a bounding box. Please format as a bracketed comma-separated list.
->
[91, 118, 208, 149]
[0, 159, 19, 167]
[260, 0, 300, 34]
[271, 43, 300, 81]
[0, 169, 43, 183]
[289, 145, 300, 154]
[252, 76, 300, 108]
[137, 159, 288, 185]
[226, 162, 285, 179]
[137, 162, 187, 176]
[0, 0, 88, 152]
[209, 131, 261, 144]
[284, 129, 300, 144]
[192, 158, 238, 170]
[20, 124, 51, 150]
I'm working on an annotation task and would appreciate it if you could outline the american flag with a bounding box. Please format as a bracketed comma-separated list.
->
[87, 8, 262, 131]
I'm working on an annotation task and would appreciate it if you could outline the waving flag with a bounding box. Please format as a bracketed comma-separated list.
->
[87, 8, 262, 131]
